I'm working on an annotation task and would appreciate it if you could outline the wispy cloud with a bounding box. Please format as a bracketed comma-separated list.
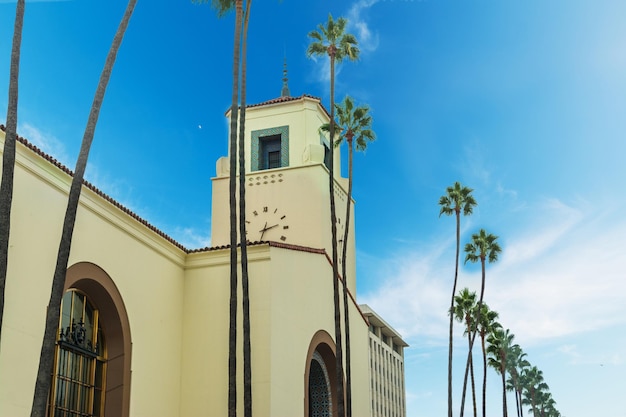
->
[347, 0, 380, 53]
[169, 226, 211, 250]
[360, 197, 626, 353]
[18, 122, 74, 167]
[307, 0, 380, 93]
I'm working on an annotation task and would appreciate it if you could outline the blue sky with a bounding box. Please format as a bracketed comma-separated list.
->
[1, 1, 625, 416]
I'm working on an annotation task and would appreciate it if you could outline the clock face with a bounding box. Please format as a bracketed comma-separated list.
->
[246, 206, 289, 242]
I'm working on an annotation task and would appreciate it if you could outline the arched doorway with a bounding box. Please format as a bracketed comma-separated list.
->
[49, 262, 132, 417]
[304, 330, 340, 417]
[309, 351, 332, 417]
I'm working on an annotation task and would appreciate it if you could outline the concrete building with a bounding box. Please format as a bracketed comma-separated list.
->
[0, 91, 406, 417]
[361, 304, 408, 417]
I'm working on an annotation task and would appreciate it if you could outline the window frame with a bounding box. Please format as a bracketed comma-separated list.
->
[251, 125, 289, 171]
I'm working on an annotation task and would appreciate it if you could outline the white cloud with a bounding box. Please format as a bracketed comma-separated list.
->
[169, 226, 211, 250]
[360, 197, 626, 354]
[347, 0, 380, 53]
[18, 122, 74, 167]
[307, 1, 380, 92]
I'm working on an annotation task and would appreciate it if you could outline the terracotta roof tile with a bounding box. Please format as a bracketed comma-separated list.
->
[1, 124, 188, 252]
[226, 94, 331, 118]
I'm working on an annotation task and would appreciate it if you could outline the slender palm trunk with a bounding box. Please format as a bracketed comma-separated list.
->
[481, 332, 487, 417]
[469, 334, 477, 417]
[460, 314, 477, 417]
[448, 210, 460, 417]
[464, 258, 486, 417]
[0, 0, 25, 343]
[341, 134, 354, 417]
[228, 3, 243, 417]
[238, 2, 252, 416]
[448, 211, 461, 417]
[327, 49, 345, 417]
[500, 357, 508, 417]
[460, 347, 470, 417]
[29, 3, 136, 416]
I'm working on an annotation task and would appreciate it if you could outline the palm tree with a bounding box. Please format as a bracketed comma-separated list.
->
[464, 229, 501, 334]
[0, 0, 25, 342]
[439, 182, 477, 417]
[195, 1, 250, 415]
[506, 345, 530, 417]
[464, 230, 501, 376]
[29, 2, 137, 416]
[237, 3, 253, 416]
[334, 95, 375, 417]
[477, 304, 500, 417]
[487, 328, 515, 417]
[453, 288, 478, 417]
[307, 14, 358, 417]
[520, 366, 547, 416]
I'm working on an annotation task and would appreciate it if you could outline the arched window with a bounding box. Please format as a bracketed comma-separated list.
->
[50, 290, 106, 417]
[304, 330, 339, 417]
[309, 351, 332, 417]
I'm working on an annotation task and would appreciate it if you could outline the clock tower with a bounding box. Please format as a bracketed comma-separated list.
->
[210, 93, 357, 292]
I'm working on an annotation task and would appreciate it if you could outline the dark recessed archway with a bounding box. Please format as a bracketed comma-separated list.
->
[304, 330, 340, 417]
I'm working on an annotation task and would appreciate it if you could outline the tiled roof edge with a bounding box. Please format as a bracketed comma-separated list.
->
[1, 124, 189, 253]
[224, 94, 331, 118]
[187, 240, 326, 255]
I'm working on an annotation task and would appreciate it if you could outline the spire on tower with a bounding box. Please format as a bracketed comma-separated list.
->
[281, 56, 291, 97]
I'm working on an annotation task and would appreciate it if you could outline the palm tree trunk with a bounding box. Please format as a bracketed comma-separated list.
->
[481, 333, 487, 417]
[500, 360, 508, 417]
[29, 2, 136, 416]
[466, 257, 486, 417]
[0, 0, 25, 342]
[460, 347, 470, 417]
[239, 2, 252, 416]
[341, 135, 354, 417]
[448, 211, 460, 417]
[228, 2, 243, 417]
[328, 50, 345, 417]
[469, 338, 477, 417]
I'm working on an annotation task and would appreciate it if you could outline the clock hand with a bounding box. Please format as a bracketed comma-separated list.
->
[259, 221, 268, 240]
[259, 223, 280, 240]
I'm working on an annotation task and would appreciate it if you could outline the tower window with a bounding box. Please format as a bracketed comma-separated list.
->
[260, 135, 282, 169]
[251, 125, 289, 171]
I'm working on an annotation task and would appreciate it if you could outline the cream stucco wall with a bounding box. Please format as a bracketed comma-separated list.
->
[0, 132, 186, 417]
[179, 243, 370, 417]
[0, 92, 376, 417]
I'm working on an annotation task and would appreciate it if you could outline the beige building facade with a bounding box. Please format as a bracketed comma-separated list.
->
[362, 304, 408, 417]
[0, 93, 404, 417]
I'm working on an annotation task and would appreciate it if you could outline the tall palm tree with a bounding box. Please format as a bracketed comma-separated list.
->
[453, 288, 478, 417]
[307, 14, 358, 417]
[237, 2, 253, 416]
[439, 182, 477, 417]
[29, 2, 137, 416]
[520, 366, 547, 417]
[0, 0, 25, 342]
[195, 1, 249, 415]
[477, 304, 500, 417]
[334, 95, 375, 417]
[462, 229, 500, 417]
[487, 327, 515, 417]
[506, 344, 530, 417]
